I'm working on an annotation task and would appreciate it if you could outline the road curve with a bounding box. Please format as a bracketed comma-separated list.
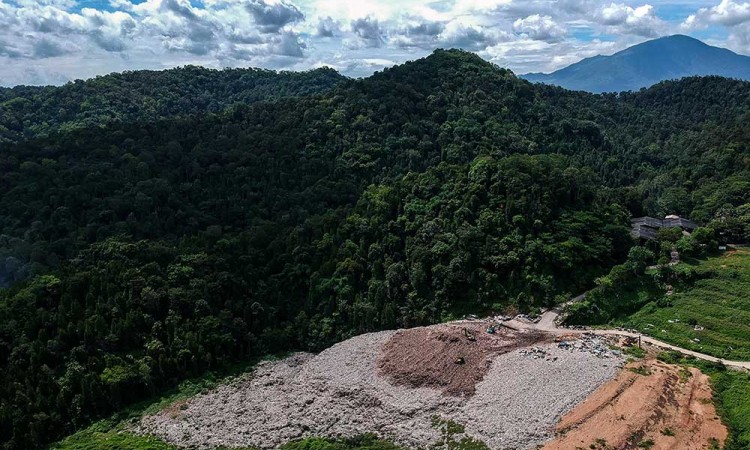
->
[529, 307, 750, 371]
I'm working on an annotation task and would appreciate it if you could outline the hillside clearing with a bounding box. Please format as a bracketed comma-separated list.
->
[138, 322, 622, 450]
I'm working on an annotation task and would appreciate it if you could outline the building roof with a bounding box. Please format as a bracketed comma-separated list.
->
[631, 216, 699, 240]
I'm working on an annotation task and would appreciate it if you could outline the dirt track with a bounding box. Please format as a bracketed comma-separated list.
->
[533, 306, 750, 370]
[542, 359, 727, 450]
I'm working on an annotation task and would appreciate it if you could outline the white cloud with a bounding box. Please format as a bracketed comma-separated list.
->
[438, 20, 506, 50]
[513, 14, 566, 42]
[348, 16, 386, 48]
[681, 1, 750, 54]
[316, 16, 340, 37]
[595, 3, 666, 37]
[684, 0, 750, 28]
[0, 0, 743, 85]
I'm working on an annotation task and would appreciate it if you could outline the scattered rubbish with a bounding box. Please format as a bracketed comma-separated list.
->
[692, 338, 701, 343]
[524, 334, 621, 360]
[519, 346, 554, 360]
[454, 356, 465, 364]
[694, 325, 704, 331]
[486, 325, 497, 334]
[515, 313, 541, 324]
[464, 328, 476, 342]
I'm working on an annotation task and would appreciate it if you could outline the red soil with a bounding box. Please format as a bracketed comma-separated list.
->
[542, 359, 728, 450]
[376, 321, 550, 397]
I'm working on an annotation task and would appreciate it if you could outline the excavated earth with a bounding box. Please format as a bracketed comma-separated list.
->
[377, 321, 550, 396]
[139, 321, 624, 449]
[542, 359, 727, 450]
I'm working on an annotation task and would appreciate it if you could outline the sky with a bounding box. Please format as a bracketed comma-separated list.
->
[1, 0, 750, 86]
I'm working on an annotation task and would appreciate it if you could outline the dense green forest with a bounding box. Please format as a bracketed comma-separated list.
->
[0, 66, 343, 144]
[1, 49, 750, 449]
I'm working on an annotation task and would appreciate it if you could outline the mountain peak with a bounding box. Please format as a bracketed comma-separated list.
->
[361, 48, 514, 90]
[521, 35, 750, 93]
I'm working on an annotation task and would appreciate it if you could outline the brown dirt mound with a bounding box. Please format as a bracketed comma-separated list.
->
[376, 321, 550, 396]
[542, 359, 727, 450]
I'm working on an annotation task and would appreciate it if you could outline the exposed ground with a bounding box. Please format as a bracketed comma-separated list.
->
[139, 321, 623, 449]
[376, 322, 550, 396]
[542, 358, 727, 450]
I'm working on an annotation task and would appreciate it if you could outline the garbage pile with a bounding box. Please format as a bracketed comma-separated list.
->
[514, 313, 541, 323]
[518, 346, 559, 361]
[555, 333, 622, 359]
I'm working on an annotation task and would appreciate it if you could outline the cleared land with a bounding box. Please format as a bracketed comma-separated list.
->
[624, 248, 750, 361]
[376, 322, 550, 396]
[542, 359, 727, 450]
[139, 322, 622, 450]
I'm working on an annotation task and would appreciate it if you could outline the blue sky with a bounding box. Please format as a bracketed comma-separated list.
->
[0, 0, 749, 86]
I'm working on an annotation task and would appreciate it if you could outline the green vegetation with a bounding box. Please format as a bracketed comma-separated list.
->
[1, 49, 750, 448]
[280, 436, 404, 450]
[52, 357, 271, 450]
[56, 431, 408, 450]
[624, 249, 750, 360]
[658, 352, 750, 450]
[566, 246, 661, 324]
[0, 66, 344, 144]
[430, 417, 489, 450]
[53, 426, 175, 450]
[628, 365, 652, 376]
[624, 346, 647, 359]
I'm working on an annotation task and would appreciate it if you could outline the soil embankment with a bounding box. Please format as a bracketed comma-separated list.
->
[542, 359, 727, 450]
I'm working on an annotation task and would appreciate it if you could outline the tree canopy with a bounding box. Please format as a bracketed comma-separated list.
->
[1, 49, 749, 449]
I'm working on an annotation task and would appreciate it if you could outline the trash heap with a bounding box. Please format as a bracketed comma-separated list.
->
[518, 346, 558, 361]
[514, 313, 541, 323]
[555, 333, 622, 359]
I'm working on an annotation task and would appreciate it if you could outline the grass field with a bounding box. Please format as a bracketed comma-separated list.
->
[621, 248, 750, 361]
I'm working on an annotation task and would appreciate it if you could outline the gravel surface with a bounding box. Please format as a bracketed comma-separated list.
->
[139, 325, 624, 449]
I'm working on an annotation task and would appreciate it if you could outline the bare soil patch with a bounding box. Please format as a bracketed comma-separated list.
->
[541, 359, 727, 450]
[377, 321, 550, 396]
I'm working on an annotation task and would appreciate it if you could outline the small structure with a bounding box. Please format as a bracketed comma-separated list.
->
[631, 215, 698, 240]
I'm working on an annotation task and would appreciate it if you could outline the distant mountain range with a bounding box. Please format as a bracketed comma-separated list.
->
[521, 34, 750, 93]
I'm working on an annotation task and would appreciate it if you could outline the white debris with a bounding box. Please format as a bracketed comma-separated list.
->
[138, 329, 623, 450]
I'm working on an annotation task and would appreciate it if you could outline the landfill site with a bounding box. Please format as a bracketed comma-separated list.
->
[139, 319, 728, 450]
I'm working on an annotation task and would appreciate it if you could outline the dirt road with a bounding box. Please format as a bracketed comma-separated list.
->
[530, 305, 750, 371]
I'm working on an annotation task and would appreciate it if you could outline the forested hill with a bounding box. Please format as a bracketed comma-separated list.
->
[0, 66, 344, 143]
[1, 49, 750, 449]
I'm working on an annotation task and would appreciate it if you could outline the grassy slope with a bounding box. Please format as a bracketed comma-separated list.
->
[621, 248, 750, 361]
